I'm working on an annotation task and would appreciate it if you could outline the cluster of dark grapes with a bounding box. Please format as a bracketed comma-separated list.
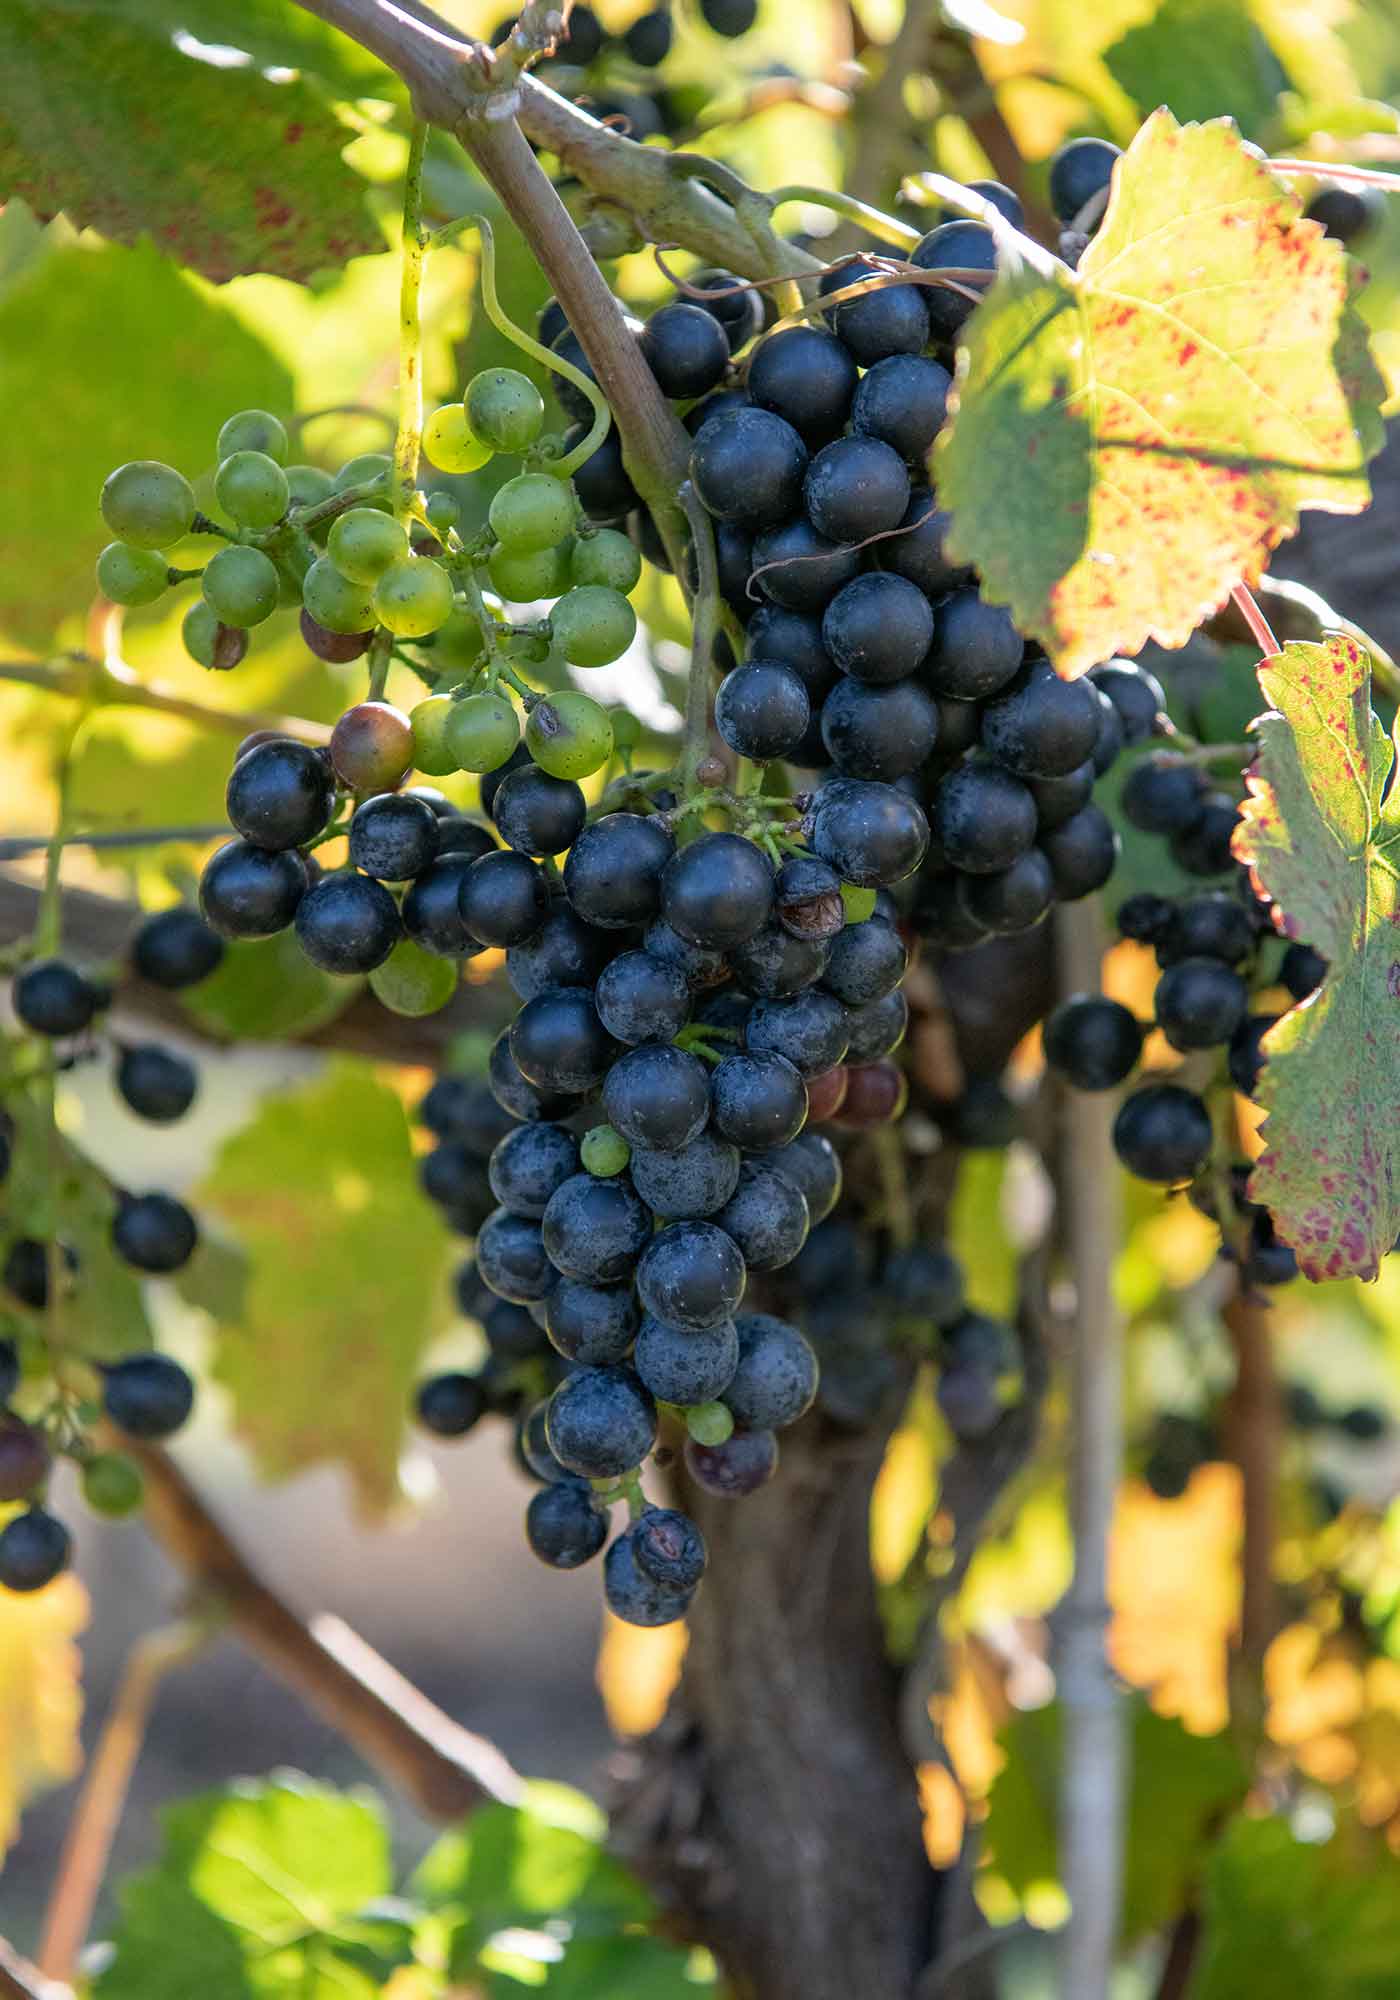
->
[0, 907, 220, 1591]
[1143, 1381, 1391, 1505]
[1043, 742, 1328, 1290]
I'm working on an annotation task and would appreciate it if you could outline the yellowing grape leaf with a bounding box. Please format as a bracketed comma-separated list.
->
[1233, 636, 1400, 1281]
[198, 1060, 452, 1516]
[937, 110, 1384, 678]
[0, 1564, 87, 1854]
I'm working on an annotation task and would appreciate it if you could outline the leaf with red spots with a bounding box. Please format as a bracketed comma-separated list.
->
[1233, 636, 1400, 1282]
[936, 109, 1384, 679]
[0, 4, 380, 284]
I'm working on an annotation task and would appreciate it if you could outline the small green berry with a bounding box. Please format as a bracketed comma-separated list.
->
[217, 409, 288, 465]
[525, 690, 614, 779]
[423, 406, 492, 474]
[202, 544, 280, 628]
[425, 490, 460, 534]
[302, 556, 377, 636]
[610, 709, 643, 753]
[571, 528, 642, 594]
[581, 1124, 630, 1177]
[686, 1401, 734, 1446]
[374, 555, 455, 638]
[549, 584, 637, 668]
[445, 691, 520, 773]
[329, 507, 408, 585]
[96, 541, 168, 607]
[465, 368, 546, 454]
[488, 538, 573, 603]
[432, 607, 489, 674]
[100, 460, 195, 549]
[333, 452, 393, 496]
[182, 600, 247, 671]
[285, 464, 336, 507]
[488, 472, 576, 554]
[369, 938, 459, 1016]
[411, 694, 459, 776]
[82, 1451, 145, 1518]
[214, 450, 290, 530]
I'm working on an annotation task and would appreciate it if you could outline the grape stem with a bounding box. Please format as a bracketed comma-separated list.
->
[767, 184, 920, 250]
[677, 484, 720, 800]
[366, 628, 394, 702]
[1230, 584, 1279, 658]
[393, 121, 430, 525]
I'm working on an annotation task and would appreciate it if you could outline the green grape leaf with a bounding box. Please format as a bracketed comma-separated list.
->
[198, 1060, 452, 1514]
[1103, 0, 1287, 138]
[937, 110, 1384, 679]
[180, 931, 359, 1045]
[95, 1773, 403, 2000]
[0, 239, 291, 649]
[67, 0, 396, 96]
[1194, 1816, 1400, 2000]
[1233, 636, 1400, 1281]
[0, 4, 379, 285]
[983, 1699, 1246, 1940]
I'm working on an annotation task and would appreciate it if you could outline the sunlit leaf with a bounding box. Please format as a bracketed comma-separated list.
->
[0, 1566, 86, 1856]
[1233, 636, 1400, 1280]
[938, 110, 1384, 677]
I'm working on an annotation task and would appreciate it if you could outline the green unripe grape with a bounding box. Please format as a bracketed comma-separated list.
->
[182, 599, 247, 671]
[571, 528, 642, 594]
[374, 555, 454, 638]
[202, 544, 280, 628]
[213, 449, 289, 531]
[411, 694, 459, 776]
[445, 690, 521, 773]
[96, 541, 168, 607]
[610, 708, 643, 753]
[334, 452, 393, 498]
[489, 472, 575, 554]
[549, 584, 637, 667]
[465, 367, 545, 454]
[369, 937, 459, 1017]
[488, 537, 573, 603]
[329, 507, 408, 585]
[423, 405, 492, 475]
[526, 690, 613, 779]
[285, 464, 336, 507]
[82, 1451, 145, 1518]
[302, 556, 376, 636]
[432, 606, 489, 674]
[686, 1401, 734, 1447]
[217, 409, 288, 465]
[100, 460, 195, 550]
[581, 1124, 630, 1178]
[425, 490, 460, 535]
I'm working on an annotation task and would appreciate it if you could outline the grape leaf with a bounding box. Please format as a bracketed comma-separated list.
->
[68, 0, 396, 96]
[95, 1772, 404, 2000]
[1194, 1816, 1400, 2000]
[937, 110, 1384, 679]
[0, 1566, 87, 1857]
[1233, 635, 1400, 1281]
[1103, 0, 1288, 139]
[983, 1698, 1246, 1940]
[0, 4, 379, 285]
[197, 1060, 452, 1514]
[0, 239, 291, 648]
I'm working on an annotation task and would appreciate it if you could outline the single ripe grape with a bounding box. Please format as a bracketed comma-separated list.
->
[330, 699, 414, 791]
[299, 608, 370, 663]
[82, 1451, 145, 1518]
[465, 367, 545, 454]
[525, 690, 614, 778]
[96, 542, 168, 607]
[423, 405, 492, 474]
[302, 556, 377, 636]
[581, 1124, 631, 1177]
[368, 937, 459, 1016]
[374, 555, 455, 637]
[550, 584, 637, 667]
[214, 449, 290, 530]
[489, 472, 575, 554]
[410, 694, 459, 776]
[571, 528, 641, 594]
[432, 606, 489, 673]
[285, 464, 336, 507]
[425, 490, 460, 535]
[445, 691, 521, 772]
[100, 460, 195, 549]
[328, 506, 408, 584]
[489, 538, 573, 602]
[217, 409, 289, 465]
[202, 545, 280, 628]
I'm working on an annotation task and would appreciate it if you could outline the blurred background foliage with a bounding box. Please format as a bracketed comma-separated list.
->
[2, 0, 1400, 1990]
